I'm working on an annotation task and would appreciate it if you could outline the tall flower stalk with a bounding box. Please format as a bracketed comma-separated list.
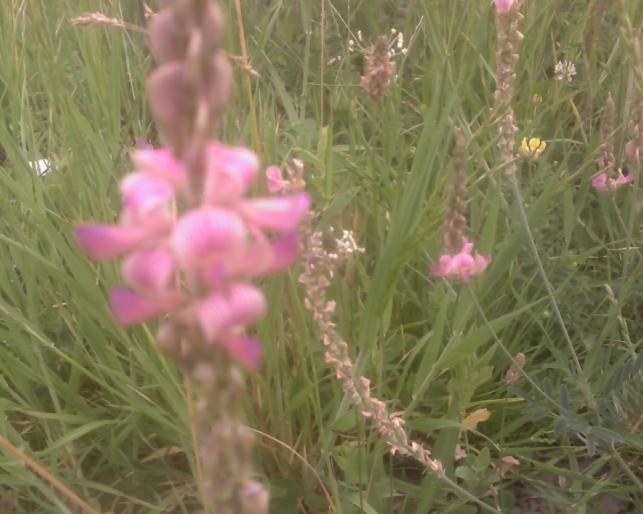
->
[75, 1, 309, 512]
[492, 0, 524, 175]
[431, 132, 491, 282]
[299, 229, 502, 514]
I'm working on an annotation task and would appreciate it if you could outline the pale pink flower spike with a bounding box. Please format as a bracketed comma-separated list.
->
[432, 240, 492, 283]
[493, 0, 515, 15]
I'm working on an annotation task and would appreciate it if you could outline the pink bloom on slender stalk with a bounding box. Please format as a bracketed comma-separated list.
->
[76, 143, 310, 369]
[266, 165, 289, 193]
[493, 0, 515, 15]
[591, 169, 634, 192]
[431, 239, 492, 283]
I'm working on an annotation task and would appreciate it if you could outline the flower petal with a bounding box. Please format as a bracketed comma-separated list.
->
[132, 147, 185, 185]
[171, 207, 247, 270]
[109, 288, 182, 326]
[264, 234, 300, 273]
[75, 224, 150, 261]
[197, 283, 266, 341]
[266, 165, 288, 193]
[241, 193, 310, 233]
[592, 173, 608, 191]
[122, 247, 175, 291]
[203, 144, 259, 204]
[221, 336, 262, 370]
[120, 172, 175, 216]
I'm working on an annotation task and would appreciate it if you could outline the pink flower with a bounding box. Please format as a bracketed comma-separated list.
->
[76, 142, 310, 369]
[591, 169, 634, 192]
[431, 240, 491, 283]
[266, 165, 288, 193]
[493, 0, 515, 15]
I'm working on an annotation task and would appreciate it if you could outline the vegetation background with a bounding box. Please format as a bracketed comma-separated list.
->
[0, 0, 641, 513]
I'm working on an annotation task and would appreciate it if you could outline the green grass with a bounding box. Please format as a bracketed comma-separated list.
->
[0, 0, 641, 513]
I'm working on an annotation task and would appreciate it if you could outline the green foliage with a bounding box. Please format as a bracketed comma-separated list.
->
[0, 0, 641, 513]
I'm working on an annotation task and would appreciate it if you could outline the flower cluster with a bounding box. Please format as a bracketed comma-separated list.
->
[592, 93, 634, 193]
[493, 0, 516, 16]
[554, 60, 576, 83]
[591, 169, 633, 192]
[432, 239, 492, 283]
[360, 35, 398, 101]
[519, 137, 547, 160]
[76, 144, 309, 370]
[432, 132, 491, 283]
[266, 158, 306, 194]
[492, 0, 524, 175]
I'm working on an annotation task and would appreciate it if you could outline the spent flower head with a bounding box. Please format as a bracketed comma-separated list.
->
[554, 60, 576, 82]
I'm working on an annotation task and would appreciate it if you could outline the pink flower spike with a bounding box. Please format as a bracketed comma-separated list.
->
[109, 288, 183, 326]
[197, 284, 267, 341]
[120, 172, 175, 216]
[221, 336, 262, 370]
[431, 241, 491, 282]
[171, 207, 247, 270]
[122, 247, 175, 292]
[266, 165, 288, 193]
[75, 224, 150, 261]
[241, 193, 311, 233]
[132, 148, 185, 186]
[493, 0, 515, 15]
[592, 170, 634, 192]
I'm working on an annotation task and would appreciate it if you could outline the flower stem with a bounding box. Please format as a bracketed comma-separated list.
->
[0, 434, 101, 514]
[508, 175, 583, 376]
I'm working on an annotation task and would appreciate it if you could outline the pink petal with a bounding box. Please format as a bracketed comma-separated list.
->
[132, 147, 185, 185]
[122, 247, 175, 291]
[431, 255, 454, 277]
[265, 234, 300, 273]
[592, 173, 608, 191]
[266, 165, 288, 193]
[120, 172, 175, 216]
[75, 224, 150, 261]
[241, 193, 311, 233]
[221, 336, 262, 370]
[171, 207, 247, 270]
[494, 0, 515, 15]
[471, 254, 492, 275]
[221, 230, 273, 279]
[613, 170, 634, 187]
[447, 252, 475, 274]
[224, 232, 299, 278]
[197, 284, 266, 341]
[203, 144, 259, 204]
[109, 288, 182, 326]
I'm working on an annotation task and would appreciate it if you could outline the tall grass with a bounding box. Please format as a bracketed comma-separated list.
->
[0, 0, 641, 513]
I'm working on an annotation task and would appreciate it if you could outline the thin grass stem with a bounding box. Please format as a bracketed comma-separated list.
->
[0, 434, 102, 514]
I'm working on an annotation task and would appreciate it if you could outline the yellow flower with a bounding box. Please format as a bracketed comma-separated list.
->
[519, 137, 547, 159]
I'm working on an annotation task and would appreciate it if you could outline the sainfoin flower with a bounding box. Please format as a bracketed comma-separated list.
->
[76, 144, 309, 369]
[431, 239, 492, 283]
[493, 0, 515, 15]
[591, 169, 633, 192]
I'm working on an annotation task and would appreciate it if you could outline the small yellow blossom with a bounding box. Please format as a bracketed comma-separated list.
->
[520, 137, 547, 159]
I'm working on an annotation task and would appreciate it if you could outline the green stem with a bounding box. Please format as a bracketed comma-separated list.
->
[508, 176, 583, 376]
